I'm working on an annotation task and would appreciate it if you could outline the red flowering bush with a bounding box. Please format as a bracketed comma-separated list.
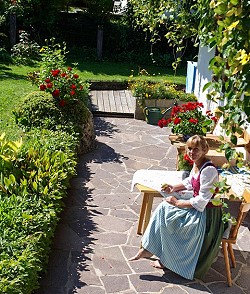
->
[158, 102, 218, 136]
[37, 67, 90, 107]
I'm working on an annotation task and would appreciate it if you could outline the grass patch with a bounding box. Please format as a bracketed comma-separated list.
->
[74, 60, 186, 84]
[0, 65, 37, 140]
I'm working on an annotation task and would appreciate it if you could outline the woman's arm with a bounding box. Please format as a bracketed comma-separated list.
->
[165, 166, 218, 210]
[165, 196, 193, 208]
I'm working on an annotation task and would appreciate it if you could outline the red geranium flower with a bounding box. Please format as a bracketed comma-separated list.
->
[59, 99, 66, 107]
[46, 83, 53, 88]
[158, 120, 165, 128]
[189, 118, 198, 124]
[67, 67, 72, 71]
[61, 72, 67, 77]
[45, 78, 51, 83]
[51, 69, 60, 77]
[158, 118, 168, 128]
[73, 74, 79, 79]
[183, 153, 194, 165]
[40, 84, 46, 91]
[70, 90, 76, 96]
[71, 84, 77, 90]
[171, 105, 181, 116]
[173, 117, 181, 125]
[52, 89, 60, 97]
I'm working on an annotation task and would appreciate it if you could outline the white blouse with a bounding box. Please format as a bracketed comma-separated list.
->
[182, 163, 218, 212]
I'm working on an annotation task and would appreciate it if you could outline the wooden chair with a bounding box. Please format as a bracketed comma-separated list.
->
[221, 188, 250, 286]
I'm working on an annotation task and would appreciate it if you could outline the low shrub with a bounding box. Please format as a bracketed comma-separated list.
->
[0, 47, 12, 63]
[13, 91, 90, 134]
[13, 91, 63, 131]
[0, 130, 77, 294]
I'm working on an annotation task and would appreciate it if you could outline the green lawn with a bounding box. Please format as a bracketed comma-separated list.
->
[75, 60, 186, 84]
[0, 61, 186, 140]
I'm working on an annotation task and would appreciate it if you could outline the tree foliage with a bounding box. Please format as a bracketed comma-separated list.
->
[129, 0, 250, 159]
[198, 0, 250, 163]
[128, 0, 199, 71]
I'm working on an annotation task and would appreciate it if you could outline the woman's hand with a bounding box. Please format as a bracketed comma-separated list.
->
[165, 196, 178, 206]
[161, 183, 174, 194]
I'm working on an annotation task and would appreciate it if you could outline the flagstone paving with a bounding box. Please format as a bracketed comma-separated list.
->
[35, 117, 250, 294]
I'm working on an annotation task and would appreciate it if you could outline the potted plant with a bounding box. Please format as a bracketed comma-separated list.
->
[158, 101, 218, 139]
[128, 80, 197, 120]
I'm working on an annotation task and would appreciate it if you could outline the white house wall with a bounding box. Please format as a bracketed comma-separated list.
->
[194, 45, 216, 111]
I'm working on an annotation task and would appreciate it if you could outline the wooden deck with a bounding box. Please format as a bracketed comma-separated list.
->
[90, 90, 136, 117]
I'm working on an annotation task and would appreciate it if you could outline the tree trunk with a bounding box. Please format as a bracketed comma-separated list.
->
[9, 13, 17, 46]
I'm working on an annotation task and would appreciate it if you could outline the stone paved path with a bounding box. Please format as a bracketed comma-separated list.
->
[35, 117, 250, 294]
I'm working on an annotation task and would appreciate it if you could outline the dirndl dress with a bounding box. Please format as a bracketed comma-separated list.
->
[141, 163, 225, 280]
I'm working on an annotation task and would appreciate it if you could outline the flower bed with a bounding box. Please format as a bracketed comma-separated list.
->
[129, 80, 197, 120]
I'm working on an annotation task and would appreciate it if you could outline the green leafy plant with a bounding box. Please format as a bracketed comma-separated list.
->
[11, 31, 40, 65]
[13, 91, 63, 131]
[199, 0, 250, 165]
[128, 0, 199, 73]
[28, 38, 90, 107]
[210, 178, 237, 224]
[0, 130, 78, 293]
[38, 38, 68, 74]
[158, 102, 218, 136]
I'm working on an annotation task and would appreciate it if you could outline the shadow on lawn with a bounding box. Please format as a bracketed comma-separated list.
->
[0, 65, 28, 80]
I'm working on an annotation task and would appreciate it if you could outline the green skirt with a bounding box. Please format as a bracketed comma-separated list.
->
[194, 207, 225, 279]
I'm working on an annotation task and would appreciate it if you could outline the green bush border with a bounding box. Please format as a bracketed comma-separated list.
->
[0, 127, 79, 293]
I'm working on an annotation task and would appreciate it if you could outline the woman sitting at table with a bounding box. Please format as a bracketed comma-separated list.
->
[128, 135, 225, 280]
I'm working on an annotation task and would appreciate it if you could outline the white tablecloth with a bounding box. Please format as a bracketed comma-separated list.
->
[131, 169, 193, 199]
